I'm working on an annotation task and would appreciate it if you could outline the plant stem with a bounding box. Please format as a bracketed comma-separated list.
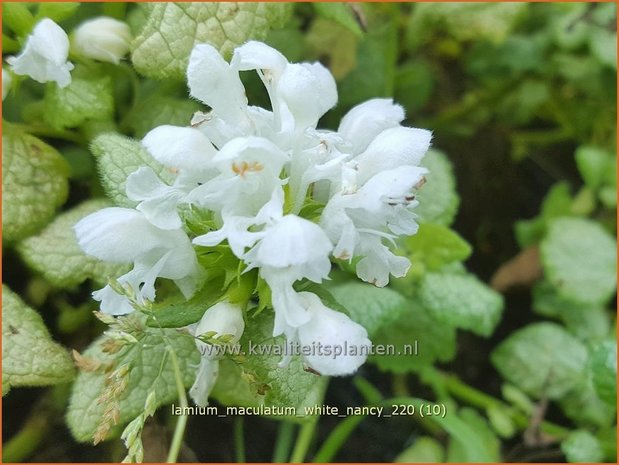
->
[2, 409, 51, 462]
[10, 122, 86, 145]
[234, 416, 246, 462]
[312, 415, 364, 463]
[272, 421, 296, 463]
[166, 347, 189, 464]
[435, 370, 570, 439]
[289, 420, 317, 463]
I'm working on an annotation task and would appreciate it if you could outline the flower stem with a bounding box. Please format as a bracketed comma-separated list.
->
[166, 347, 189, 464]
[289, 419, 317, 463]
[234, 416, 246, 462]
[272, 421, 296, 462]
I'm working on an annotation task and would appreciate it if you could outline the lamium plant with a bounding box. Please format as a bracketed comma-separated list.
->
[2, 3, 616, 464]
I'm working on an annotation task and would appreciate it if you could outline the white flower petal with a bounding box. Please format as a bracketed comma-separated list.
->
[231, 40, 287, 74]
[142, 125, 216, 171]
[75, 208, 163, 263]
[189, 358, 219, 407]
[187, 43, 247, 123]
[296, 292, 371, 376]
[277, 62, 337, 129]
[338, 99, 405, 154]
[92, 284, 135, 315]
[244, 215, 332, 269]
[214, 136, 289, 167]
[355, 127, 432, 183]
[356, 238, 411, 287]
[7, 18, 73, 87]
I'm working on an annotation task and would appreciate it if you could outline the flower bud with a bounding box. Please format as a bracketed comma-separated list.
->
[194, 301, 245, 357]
[72, 17, 132, 64]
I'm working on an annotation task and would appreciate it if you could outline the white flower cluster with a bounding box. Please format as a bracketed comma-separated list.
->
[5, 16, 131, 91]
[75, 41, 431, 398]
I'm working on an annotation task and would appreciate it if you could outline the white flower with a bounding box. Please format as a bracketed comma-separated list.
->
[296, 292, 371, 376]
[316, 99, 432, 287]
[321, 166, 427, 287]
[244, 214, 333, 339]
[125, 125, 218, 229]
[72, 17, 132, 64]
[74, 207, 201, 315]
[2, 68, 11, 100]
[7, 18, 73, 88]
[190, 302, 244, 406]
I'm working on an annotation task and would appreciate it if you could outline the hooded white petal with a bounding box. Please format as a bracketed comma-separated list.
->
[231, 40, 287, 75]
[296, 292, 371, 376]
[338, 98, 405, 154]
[277, 62, 338, 130]
[72, 17, 132, 64]
[187, 43, 248, 124]
[75, 207, 169, 263]
[244, 215, 332, 269]
[7, 18, 74, 87]
[142, 125, 216, 171]
[355, 127, 432, 184]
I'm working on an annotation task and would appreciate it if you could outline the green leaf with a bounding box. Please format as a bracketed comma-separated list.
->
[17, 199, 129, 288]
[125, 95, 201, 139]
[411, 3, 527, 44]
[559, 377, 615, 428]
[2, 2, 35, 37]
[2, 285, 75, 395]
[36, 3, 80, 23]
[44, 64, 114, 129]
[561, 430, 604, 463]
[491, 322, 588, 400]
[369, 297, 456, 373]
[337, 11, 397, 109]
[90, 132, 173, 207]
[67, 324, 199, 442]
[405, 223, 471, 271]
[327, 281, 409, 337]
[211, 309, 326, 421]
[541, 218, 616, 305]
[147, 281, 226, 328]
[395, 437, 444, 463]
[589, 28, 617, 69]
[444, 407, 501, 462]
[131, 2, 292, 80]
[486, 404, 516, 439]
[575, 146, 613, 191]
[588, 340, 617, 408]
[2, 127, 69, 243]
[415, 149, 459, 226]
[313, 3, 363, 37]
[532, 281, 611, 342]
[418, 273, 503, 337]
[515, 182, 573, 247]
[394, 59, 435, 113]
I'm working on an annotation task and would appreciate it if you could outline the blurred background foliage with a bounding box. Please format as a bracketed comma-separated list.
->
[2, 2, 617, 463]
